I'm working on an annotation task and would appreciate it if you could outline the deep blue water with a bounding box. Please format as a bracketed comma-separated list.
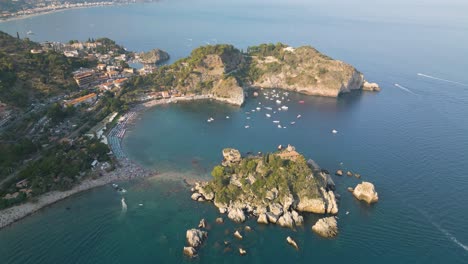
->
[1, 1, 467, 263]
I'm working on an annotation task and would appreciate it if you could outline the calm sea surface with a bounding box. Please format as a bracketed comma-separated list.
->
[1, 1, 467, 263]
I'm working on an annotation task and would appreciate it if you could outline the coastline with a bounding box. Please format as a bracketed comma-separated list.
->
[0, 94, 237, 230]
[0, 159, 153, 229]
[0, 3, 129, 24]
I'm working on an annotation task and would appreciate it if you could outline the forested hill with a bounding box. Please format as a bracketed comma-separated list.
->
[0, 31, 89, 108]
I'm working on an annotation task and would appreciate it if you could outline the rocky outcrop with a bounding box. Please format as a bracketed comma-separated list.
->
[257, 213, 269, 224]
[239, 248, 247, 255]
[222, 148, 242, 166]
[186, 229, 208, 248]
[234, 230, 243, 240]
[312, 217, 338, 238]
[138, 48, 170, 64]
[198, 219, 206, 229]
[296, 188, 338, 215]
[362, 81, 381, 91]
[215, 217, 224, 224]
[227, 208, 246, 223]
[183, 246, 197, 257]
[191, 146, 340, 230]
[286, 236, 299, 250]
[335, 170, 343, 176]
[353, 182, 379, 203]
[249, 45, 379, 97]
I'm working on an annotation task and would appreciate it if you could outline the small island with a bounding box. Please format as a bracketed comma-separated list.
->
[191, 145, 338, 230]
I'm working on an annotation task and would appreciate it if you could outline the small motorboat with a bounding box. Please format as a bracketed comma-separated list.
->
[112, 183, 118, 189]
[264, 107, 273, 110]
[281, 105, 288, 110]
[297, 114, 302, 118]
[290, 121, 296, 125]
[332, 129, 338, 134]
[276, 100, 282, 104]
[246, 117, 251, 120]
[207, 117, 214, 122]
[265, 114, 271, 118]
[226, 116, 230, 119]
[299, 100, 305, 104]
[277, 124, 282, 128]
[245, 125, 250, 128]
[273, 120, 280, 123]
[256, 107, 261, 110]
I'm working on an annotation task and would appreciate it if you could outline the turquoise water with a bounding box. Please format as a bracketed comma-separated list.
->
[1, 0, 468, 263]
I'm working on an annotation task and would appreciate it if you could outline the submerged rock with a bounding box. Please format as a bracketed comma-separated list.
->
[215, 217, 224, 224]
[353, 182, 379, 203]
[346, 171, 353, 177]
[335, 170, 343, 176]
[198, 218, 207, 229]
[312, 217, 338, 238]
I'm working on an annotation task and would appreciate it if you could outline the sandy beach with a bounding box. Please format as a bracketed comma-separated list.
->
[0, 159, 153, 229]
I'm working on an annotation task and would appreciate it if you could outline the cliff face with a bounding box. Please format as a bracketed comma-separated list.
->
[249, 46, 373, 97]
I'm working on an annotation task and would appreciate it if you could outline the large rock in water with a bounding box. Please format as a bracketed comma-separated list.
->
[183, 247, 197, 258]
[312, 217, 338, 238]
[257, 213, 269, 224]
[139, 48, 170, 64]
[186, 229, 208, 248]
[353, 182, 379, 203]
[250, 45, 379, 97]
[227, 208, 246, 223]
[277, 211, 295, 228]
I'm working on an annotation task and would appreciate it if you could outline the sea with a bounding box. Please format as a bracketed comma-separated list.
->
[0, 0, 467, 263]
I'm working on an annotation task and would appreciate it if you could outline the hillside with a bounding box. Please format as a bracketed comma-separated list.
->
[242, 43, 380, 97]
[142, 44, 245, 105]
[0, 31, 89, 107]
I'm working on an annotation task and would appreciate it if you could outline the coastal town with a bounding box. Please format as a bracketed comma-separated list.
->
[0, 1, 156, 21]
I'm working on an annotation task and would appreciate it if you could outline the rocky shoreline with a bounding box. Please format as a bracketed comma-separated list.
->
[0, 159, 154, 230]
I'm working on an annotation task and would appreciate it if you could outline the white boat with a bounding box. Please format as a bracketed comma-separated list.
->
[264, 107, 273, 110]
[246, 117, 251, 120]
[256, 107, 261, 110]
[276, 100, 282, 104]
[277, 124, 282, 128]
[251, 109, 256, 112]
[27, 30, 34, 35]
[245, 125, 250, 128]
[273, 120, 280, 123]
[278, 108, 281, 111]
[281, 105, 288, 110]
[112, 183, 118, 188]
[332, 129, 338, 134]
[207, 117, 214, 122]
[265, 114, 271, 118]
[226, 116, 230, 119]
[297, 114, 301, 118]
[258, 102, 262, 105]
[346, 211, 349, 215]
[273, 111, 276, 114]
[290, 121, 296, 125]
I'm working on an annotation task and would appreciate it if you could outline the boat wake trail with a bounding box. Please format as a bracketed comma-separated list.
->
[394, 84, 418, 95]
[417, 73, 468, 87]
[415, 207, 468, 252]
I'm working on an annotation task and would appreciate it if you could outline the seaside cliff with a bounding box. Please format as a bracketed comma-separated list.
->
[141, 43, 380, 106]
[245, 44, 380, 97]
[190, 145, 338, 229]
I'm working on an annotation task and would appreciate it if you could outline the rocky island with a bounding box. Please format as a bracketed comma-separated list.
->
[191, 145, 339, 230]
[137, 48, 170, 65]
